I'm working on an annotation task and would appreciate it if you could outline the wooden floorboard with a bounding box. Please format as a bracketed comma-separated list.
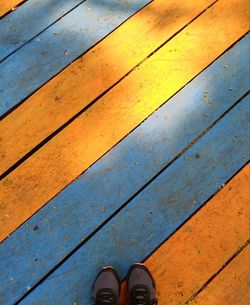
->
[0, 0, 248, 243]
[0, 0, 24, 17]
[189, 245, 250, 305]
[0, 0, 86, 61]
[0, 0, 151, 116]
[0, 35, 249, 304]
[120, 164, 250, 304]
[0, 1, 249, 304]
[2, 96, 248, 305]
[0, 0, 215, 174]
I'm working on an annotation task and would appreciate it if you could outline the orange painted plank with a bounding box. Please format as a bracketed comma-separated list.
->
[0, 0, 216, 174]
[189, 245, 250, 305]
[0, 0, 249, 242]
[121, 164, 250, 304]
[0, 0, 23, 17]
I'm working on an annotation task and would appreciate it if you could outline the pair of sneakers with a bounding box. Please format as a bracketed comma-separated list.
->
[92, 263, 158, 305]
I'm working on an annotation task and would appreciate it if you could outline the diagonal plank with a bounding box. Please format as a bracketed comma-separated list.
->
[0, 35, 249, 304]
[15, 96, 250, 305]
[0, 0, 152, 117]
[188, 245, 250, 305]
[0, 0, 24, 17]
[0, 0, 216, 173]
[140, 164, 250, 305]
[0, 0, 89, 61]
[0, 0, 249, 241]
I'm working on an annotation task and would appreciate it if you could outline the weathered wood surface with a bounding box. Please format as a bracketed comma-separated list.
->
[0, 0, 248, 243]
[189, 245, 250, 305]
[0, 0, 215, 173]
[0, 36, 249, 305]
[0, 0, 87, 60]
[0, 0, 24, 17]
[0, 1, 249, 304]
[0, 0, 151, 116]
[3, 96, 249, 305]
[142, 164, 250, 305]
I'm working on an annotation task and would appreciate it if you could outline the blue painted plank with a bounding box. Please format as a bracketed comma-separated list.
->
[0, 35, 249, 305]
[0, 0, 151, 117]
[0, 0, 86, 61]
[19, 96, 250, 305]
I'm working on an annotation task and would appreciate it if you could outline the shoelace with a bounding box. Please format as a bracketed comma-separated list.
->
[130, 287, 158, 305]
[94, 289, 116, 305]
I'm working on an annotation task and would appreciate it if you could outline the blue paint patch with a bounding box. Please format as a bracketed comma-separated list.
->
[0, 0, 151, 116]
[0, 34, 249, 305]
[19, 96, 250, 305]
[0, 0, 85, 61]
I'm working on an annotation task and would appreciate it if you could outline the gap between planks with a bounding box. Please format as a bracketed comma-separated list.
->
[0, 0, 249, 242]
[119, 164, 250, 305]
[0, 0, 217, 172]
[1, 43, 249, 303]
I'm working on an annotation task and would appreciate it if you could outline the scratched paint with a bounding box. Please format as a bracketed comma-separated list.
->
[0, 0, 23, 17]
[140, 165, 250, 304]
[0, 0, 215, 173]
[19, 98, 250, 305]
[2, 97, 249, 305]
[0, 35, 249, 305]
[0, 0, 249, 243]
[0, 0, 86, 60]
[189, 246, 250, 305]
[0, 0, 151, 116]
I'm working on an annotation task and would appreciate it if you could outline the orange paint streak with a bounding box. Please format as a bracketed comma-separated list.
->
[0, 0, 249, 241]
[0, 0, 23, 17]
[120, 164, 250, 304]
[189, 245, 250, 305]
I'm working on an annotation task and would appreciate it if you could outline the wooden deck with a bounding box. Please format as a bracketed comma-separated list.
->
[0, 0, 249, 304]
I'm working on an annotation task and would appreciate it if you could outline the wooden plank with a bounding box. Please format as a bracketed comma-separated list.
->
[0, 0, 88, 61]
[0, 0, 24, 17]
[0, 0, 248, 241]
[0, 0, 151, 116]
[0, 0, 216, 172]
[14, 97, 250, 305]
[189, 245, 250, 305]
[139, 164, 250, 305]
[0, 36, 249, 305]
[0, 0, 248, 239]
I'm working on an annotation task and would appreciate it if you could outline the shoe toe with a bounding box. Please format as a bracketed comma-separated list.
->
[128, 264, 156, 299]
[92, 267, 120, 299]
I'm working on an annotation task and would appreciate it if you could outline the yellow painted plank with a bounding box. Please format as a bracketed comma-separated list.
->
[189, 245, 250, 305]
[0, 0, 249, 242]
[120, 164, 250, 304]
[0, 1, 23, 17]
[0, 0, 216, 174]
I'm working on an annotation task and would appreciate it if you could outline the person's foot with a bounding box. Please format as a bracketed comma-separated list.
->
[127, 263, 158, 305]
[92, 266, 120, 305]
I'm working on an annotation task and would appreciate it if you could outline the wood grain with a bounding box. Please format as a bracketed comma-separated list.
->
[0, 0, 87, 60]
[189, 245, 250, 305]
[0, 0, 249, 242]
[1, 37, 248, 304]
[0, 0, 215, 172]
[2, 97, 249, 305]
[141, 164, 250, 305]
[0, 0, 151, 116]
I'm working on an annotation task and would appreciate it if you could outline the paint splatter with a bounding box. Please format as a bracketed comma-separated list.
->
[195, 153, 200, 159]
[33, 225, 39, 231]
